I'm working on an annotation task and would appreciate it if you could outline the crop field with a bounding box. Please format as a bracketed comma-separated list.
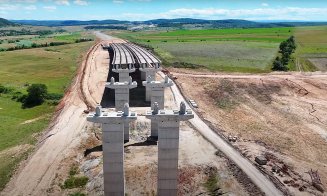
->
[113, 27, 294, 72]
[293, 26, 327, 71]
[0, 41, 94, 190]
[149, 41, 279, 72]
[113, 26, 327, 72]
[120, 27, 294, 43]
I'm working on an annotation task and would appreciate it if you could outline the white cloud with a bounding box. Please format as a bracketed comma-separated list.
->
[130, 0, 152, 1]
[113, 0, 124, 4]
[0, 4, 19, 11]
[261, 3, 269, 7]
[0, 0, 37, 3]
[43, 5, 56, 11]
[55, 0, 70, 6]
[73, 0, 87, 5]
[24, 5, 37, 10]
[163, 7, 327, 20]
[119, 7, 327, 21]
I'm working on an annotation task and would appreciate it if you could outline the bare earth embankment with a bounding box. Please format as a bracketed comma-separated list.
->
[171, 69, 327, 195]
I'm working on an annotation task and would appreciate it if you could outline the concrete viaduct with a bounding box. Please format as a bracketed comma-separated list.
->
[87, 42, 194, 196]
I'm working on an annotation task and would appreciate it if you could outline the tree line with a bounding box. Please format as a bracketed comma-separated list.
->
[0, 38, 93, 52]
[272, 36, 296, 71]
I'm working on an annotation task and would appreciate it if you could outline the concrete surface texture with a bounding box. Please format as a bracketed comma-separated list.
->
[105, 77, 137, 111]
[112, 68, 136, 82]
[139, 66, 161, 101]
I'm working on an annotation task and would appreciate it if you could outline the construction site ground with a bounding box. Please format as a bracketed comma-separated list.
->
[169, 68, 327, 196]
[2, 33, 259, 196]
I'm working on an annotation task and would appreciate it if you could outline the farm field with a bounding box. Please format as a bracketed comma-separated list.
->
[0, 41, 94, 190]
[112, 26, 327, 73]
[294, 26, 327, 71]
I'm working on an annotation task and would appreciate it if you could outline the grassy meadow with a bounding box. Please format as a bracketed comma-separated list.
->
[0, 32, 93, 50]
[0, 40, 94, 190]
[112, 26, 327, 72]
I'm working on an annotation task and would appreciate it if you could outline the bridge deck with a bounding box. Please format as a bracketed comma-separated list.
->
[124, 43, 161, 68]
[110, 43, 135, 67]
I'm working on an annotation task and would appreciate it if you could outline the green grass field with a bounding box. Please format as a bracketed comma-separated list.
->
[149, 41, 279, 72]
[112, 26, 327, 72]
[0, 32, 93, 50]
[0, 41, 94, 190]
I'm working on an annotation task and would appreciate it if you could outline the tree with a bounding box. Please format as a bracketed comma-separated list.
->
[22, 84, 48, 108]
[272, 57, 288, 71]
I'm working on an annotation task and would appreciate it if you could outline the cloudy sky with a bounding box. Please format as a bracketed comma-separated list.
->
[1, 0, 327, 21]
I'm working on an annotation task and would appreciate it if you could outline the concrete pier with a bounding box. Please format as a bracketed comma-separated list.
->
[106, 77, 137, 142]
[139, 64, 160, 101]
[87, 104, 137, 196]
[143, 75, 173, 138]
[146, 102, 194, 195]
[106, 76, 137, 111]
[112, 64, 136, 82]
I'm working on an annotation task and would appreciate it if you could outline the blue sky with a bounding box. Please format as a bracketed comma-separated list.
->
[1, 0, 327, 21]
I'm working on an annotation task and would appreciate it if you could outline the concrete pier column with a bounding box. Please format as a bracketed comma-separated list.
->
[146, 102, 194, 196]
[157, 120, 180, 195]
[150, 121, 159, 139]
[106, 77, 137, 143]
[106, 77, 137, 111]
[143, 76, 173, 138]
[118, 72, 130, 82]
[145, 72, 156, 102]
[102, 122, 125, 195]
[139, 66, 160, 102]
[112, 67, 136, 82]
[124, 123, 130, 142]
[87, 104, 137, 196]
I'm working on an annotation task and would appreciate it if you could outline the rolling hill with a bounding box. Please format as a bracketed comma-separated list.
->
[0, 18, 15, 27]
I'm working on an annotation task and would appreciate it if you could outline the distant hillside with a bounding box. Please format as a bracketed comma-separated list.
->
[11, 19, 129, 26]
[0, 18, 15, 27]
[10, 18, 327, 28]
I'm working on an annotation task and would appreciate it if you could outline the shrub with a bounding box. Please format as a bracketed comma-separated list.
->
[272, 57, 288, 71]
[46, 93, 63, 101]
[69, 165, 79, 176]
[0, 84, 12, 94]
[69, 193, 86, 196]
[22, 84, 48, 108]
[63, 176, 88, 189]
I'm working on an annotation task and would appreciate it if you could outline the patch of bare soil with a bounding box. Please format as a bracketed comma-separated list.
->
[175, 73, 327, 195]
[51, 78, 255, 195]
[0, 144, 33, 158]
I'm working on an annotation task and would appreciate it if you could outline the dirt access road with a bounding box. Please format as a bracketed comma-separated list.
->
[1, 33, 122, 196]
[170, 69, 327, 195]
[161, 72, 283, 196]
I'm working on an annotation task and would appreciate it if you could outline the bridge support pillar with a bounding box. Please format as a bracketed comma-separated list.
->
[143, 75, 173, 138]
[146, 102, 194, 196]
[87, 104, 137, 196]
[106, 77, 137, 142]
